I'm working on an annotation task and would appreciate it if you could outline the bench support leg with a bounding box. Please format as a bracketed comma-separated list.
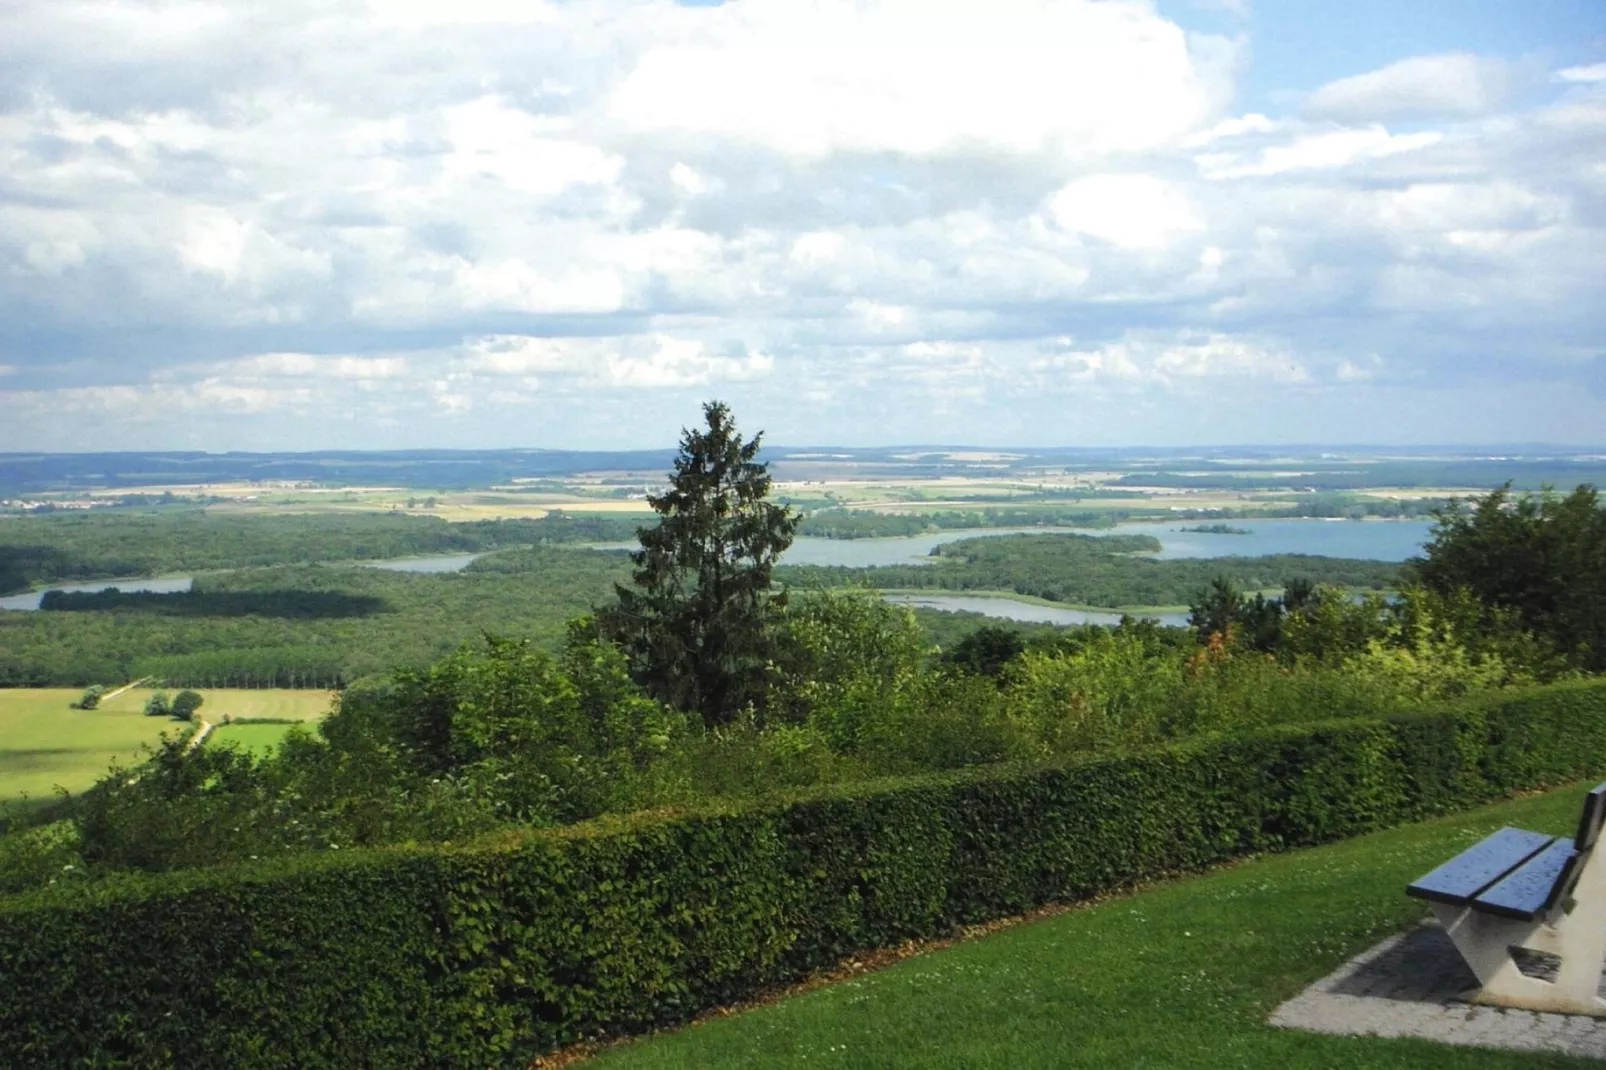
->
[1431, 854, 1606, 1017]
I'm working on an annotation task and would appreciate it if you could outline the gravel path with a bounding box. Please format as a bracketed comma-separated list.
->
[184, 719, 214, 753]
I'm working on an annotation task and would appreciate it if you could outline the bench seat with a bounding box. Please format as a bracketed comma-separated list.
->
[1406, 827, 1552, 906]
[1473, 837, 1578, 922]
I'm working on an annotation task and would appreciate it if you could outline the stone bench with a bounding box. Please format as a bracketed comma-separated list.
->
[1407, 780, 1606, 1016]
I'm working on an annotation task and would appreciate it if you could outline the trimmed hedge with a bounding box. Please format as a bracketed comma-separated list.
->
[4, 678, 1606, 1067]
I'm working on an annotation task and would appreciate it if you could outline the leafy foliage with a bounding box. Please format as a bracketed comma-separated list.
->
[170, 690, 204, 721]
[1410, 483, 1606, 670]
[939, 625, 1026, 679]
[66, 635, 685, 874]
[4, 679, 1604, 1068]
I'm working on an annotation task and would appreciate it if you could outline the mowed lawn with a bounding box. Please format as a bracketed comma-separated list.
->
[205, 721, 305, 757]
[592, 785, 1599, 1070]
[0, 687, 331, 807]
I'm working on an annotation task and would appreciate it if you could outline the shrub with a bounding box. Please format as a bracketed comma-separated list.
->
[0, 821, 84, 897]
[4, 678, 1605, 1068]
[73, 685, 105, 711]
[170, 689, 204, 721]
[143, 690, 170, 717]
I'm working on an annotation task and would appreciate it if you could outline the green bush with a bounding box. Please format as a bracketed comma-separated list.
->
[4, 678, 1605, 1069]
[170, 689, 204, 721]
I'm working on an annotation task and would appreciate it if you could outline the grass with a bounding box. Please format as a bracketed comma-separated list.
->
[205, 721, 301, 757]
[0, 688, 331, 807]
[176, 689, 333, 722]
[590, 785, 1599, 1069]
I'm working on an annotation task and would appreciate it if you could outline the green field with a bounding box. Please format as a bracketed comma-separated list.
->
[0, 687, 331, 807]
[172, 689, 333, 722]
[595, 785, 1596, 1069]
[204, 721, 302, 757]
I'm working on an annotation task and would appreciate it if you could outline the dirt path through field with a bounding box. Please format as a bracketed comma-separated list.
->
[185, 719, 214, 753]
[99, 677, 152, 702]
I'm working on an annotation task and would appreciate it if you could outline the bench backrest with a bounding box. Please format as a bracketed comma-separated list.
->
[1547, 779, 1606, 912]
[1575, 779, 1606, 852]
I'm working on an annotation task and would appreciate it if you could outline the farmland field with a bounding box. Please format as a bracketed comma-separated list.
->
[205, 721, 302, 757]
[170, 689, 334, 723]
[0, 687, 332, 807]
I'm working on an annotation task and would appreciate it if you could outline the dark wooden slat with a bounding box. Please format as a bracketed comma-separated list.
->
[1575, 781, 1606, 851]
[1474, 837, 1577, 921]
[1407, 827, 1553, 905]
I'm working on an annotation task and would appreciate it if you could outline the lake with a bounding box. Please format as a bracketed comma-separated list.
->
[0, 519, 1429, 615]
[885, 594, 1190, 628]
[1112, 518, 1431, 562]
[362, 552, 488, 573]
[0, 575, 196, 612]
[711, 517, 1431, 570]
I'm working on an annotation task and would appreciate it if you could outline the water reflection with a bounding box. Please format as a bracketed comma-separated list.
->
[884, 593, 1190, 628]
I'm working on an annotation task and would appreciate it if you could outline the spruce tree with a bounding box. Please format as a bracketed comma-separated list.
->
[601, 401, 798, 727]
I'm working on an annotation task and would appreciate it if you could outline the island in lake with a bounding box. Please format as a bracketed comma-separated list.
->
[1176, 523, 1251, 535]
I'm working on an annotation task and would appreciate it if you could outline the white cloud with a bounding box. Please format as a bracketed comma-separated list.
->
[1304, 54, 1514, 122]
[1030, 332, 1306, 387]
[669, 162, 709, 196]
[226, 353, 412, 380]
[1047, 174, 1202, 249]
[179, 210, 250, 281]
[1195, 126, 1441, 179]
[1555, 63, 1606, 85]
[1336, 356, 1382, 382]
[366, 0, 561, 29]
[450, 259, 627, 315]
[609, 0, 1235, 157]
[458, 334, 773, 389]
[1186, 112, 1279, 146]
[441, 97, 621, 197]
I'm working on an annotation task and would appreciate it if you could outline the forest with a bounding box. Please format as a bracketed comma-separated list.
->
[0, 511, 640, 594]
[0, 550, 632, 686]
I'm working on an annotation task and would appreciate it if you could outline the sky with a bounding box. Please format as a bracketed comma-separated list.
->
[1, 0, 1604, 451]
